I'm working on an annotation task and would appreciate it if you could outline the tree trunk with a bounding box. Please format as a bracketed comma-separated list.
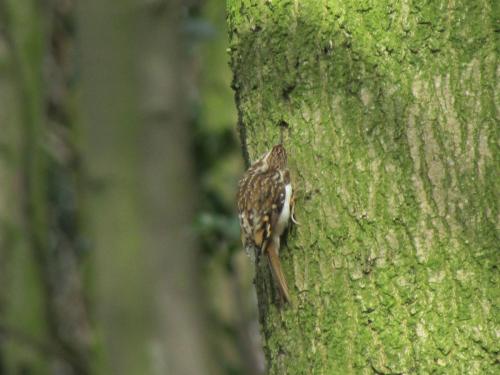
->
[1, 1, 91, 373]
[79, 1, 216, 374]
[228, 1, 498, 374]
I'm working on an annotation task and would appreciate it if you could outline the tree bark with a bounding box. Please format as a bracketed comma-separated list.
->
[228, 1, 498, 374]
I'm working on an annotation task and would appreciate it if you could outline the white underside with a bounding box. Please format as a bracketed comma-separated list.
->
[275, 183, 292, 238]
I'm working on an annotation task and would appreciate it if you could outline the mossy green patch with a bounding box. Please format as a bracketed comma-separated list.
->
[228, 0, 498, 373]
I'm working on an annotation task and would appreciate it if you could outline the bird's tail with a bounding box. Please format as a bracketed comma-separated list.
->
[266, 239, 290, 303]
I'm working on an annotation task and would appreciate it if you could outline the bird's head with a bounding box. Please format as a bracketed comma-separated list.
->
[266, 144, 287, 169]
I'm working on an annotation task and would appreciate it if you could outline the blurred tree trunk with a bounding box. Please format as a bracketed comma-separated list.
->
[0, 0, 91, 374]
[79, 1, 216, 374]
[228, 1, 498, 374]
[0, 5, 25, 372]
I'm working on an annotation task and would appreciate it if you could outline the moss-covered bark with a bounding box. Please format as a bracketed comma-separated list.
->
[228, 1, 498, 373]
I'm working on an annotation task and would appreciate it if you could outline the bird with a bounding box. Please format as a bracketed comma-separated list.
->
[237, 144, 298, 303]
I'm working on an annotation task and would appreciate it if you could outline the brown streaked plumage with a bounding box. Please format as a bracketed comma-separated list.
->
[237, 144, 297, 303]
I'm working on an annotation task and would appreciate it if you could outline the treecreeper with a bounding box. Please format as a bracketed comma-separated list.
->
[237, 144, 298, 303]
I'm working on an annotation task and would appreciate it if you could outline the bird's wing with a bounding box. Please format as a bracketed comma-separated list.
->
[248, 169, 286, 251]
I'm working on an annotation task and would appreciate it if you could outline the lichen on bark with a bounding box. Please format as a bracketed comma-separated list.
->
[228, 0, 498, 373]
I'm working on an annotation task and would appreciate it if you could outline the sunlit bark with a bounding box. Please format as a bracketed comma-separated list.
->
[228, 1, 498, 373]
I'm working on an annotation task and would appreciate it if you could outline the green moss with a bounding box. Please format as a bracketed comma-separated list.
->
[229, 0, 497, 373]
